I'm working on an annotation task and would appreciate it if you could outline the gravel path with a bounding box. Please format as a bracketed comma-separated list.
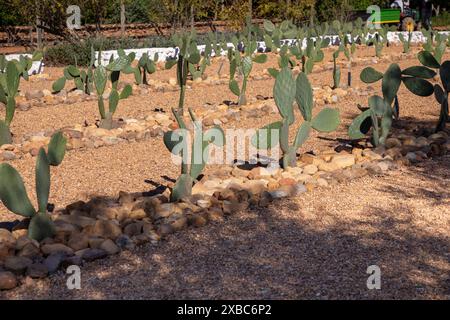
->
[2, 156, 448, 300]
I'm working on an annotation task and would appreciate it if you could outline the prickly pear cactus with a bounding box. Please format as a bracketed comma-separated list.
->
[399, 32, 412, 54]
[52, 46, 97, 94]
[0, 132, 67, 241]
[92, 50, 133, 130]
[417, 52, 450, 131]
[165, 31, 203, 114]
[360, 63, 435, 120]
[253, 68, 340, 169]
[163, 108, 225, 201]
[0, 61, 22, 146]
[228, 32, 267, 106]
[332, 50, 341, 89]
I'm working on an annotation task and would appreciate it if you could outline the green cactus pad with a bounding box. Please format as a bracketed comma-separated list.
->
[47, 131, 67, 166]
[242, 56, 253, 77]
[293, 121, 312, 150]
[295, 72, 313, 121]
[360, 67, 383, 83]
[402, 77, 434, 96]
[348, 109, 372, 139]
[418, 51, 440, 69]
[440, 61, 450, 92]
[94, 66, 107, 95]
[368, 95, 389, 116]
[107, 55, 130, 71]
[382, 64, 402, 105]
[401, 66, 436, 79]
[165, 59, 177, 70]
[0, 163, 36, 217]
[229, 80, 240, 96]
[120, 84, 132, 99]
[108, 90, 120, 114]
[67, 65, 80, 77]
[264, 20, 275, 33]
[0, 120, 12, 145]
[274, 68, 295, 124]
[311, 108, 340, 132]
[190, 139, 210, 181]
[52, 77, 66, 92]
[268, 68, 279, 78]
[187, 52, 201, 65]
[6, 61, 19, 96]
[434, 84, 445, 104]
[35, 148, 50, 213]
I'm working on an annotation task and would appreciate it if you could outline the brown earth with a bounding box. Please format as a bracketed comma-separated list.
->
[0, 44, 449, 299]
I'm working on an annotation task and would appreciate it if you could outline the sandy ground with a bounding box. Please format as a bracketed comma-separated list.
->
[0, 44, 449, 299]
[2, 155, 448, 299]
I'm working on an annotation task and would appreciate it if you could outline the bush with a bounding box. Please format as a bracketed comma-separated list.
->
[432, 11, 450, 28]
[44, 31, 239, 67]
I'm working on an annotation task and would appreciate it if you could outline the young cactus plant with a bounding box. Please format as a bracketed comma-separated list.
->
[348, 95, 393, 147]
[433, 33, 448, 64]
[368, 26, 389, 58]
[267, 44, 297, 78]
[163, 108, 225, 202]
[421, 28, 434, 52]
[0, 61, 21, 146]
[360, 63, 435, 119]
[165, 31, 201, 115]
[332, 49, 341, 89]
[0, 132, 67, 241]
[189, 38, 212, 81]
[399, 32, 412, 54]
[124, 52, 158, 85]
[228, 36, 267, 105]
[302, 34, 330, 75]
[93, 51, 133, 129]
[417, 51, 450, 132]
[52, 46, 97, 94]
[253, 68, 340, 169]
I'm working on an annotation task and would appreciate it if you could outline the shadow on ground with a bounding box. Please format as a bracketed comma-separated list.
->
[3, 157, 449, 300]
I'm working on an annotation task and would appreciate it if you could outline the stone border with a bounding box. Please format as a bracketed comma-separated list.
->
[1, 82, 365, 162]
[0, 128, 449, 290]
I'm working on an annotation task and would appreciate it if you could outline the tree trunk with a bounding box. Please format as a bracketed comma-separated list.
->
[286, 0, 291, 19]
[120, 0, 126, 36]
[36, 16, 43, 49]
[190, 4, 194, 30]
[248, 0, 252, 20]
[172, 0, 179, 34]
